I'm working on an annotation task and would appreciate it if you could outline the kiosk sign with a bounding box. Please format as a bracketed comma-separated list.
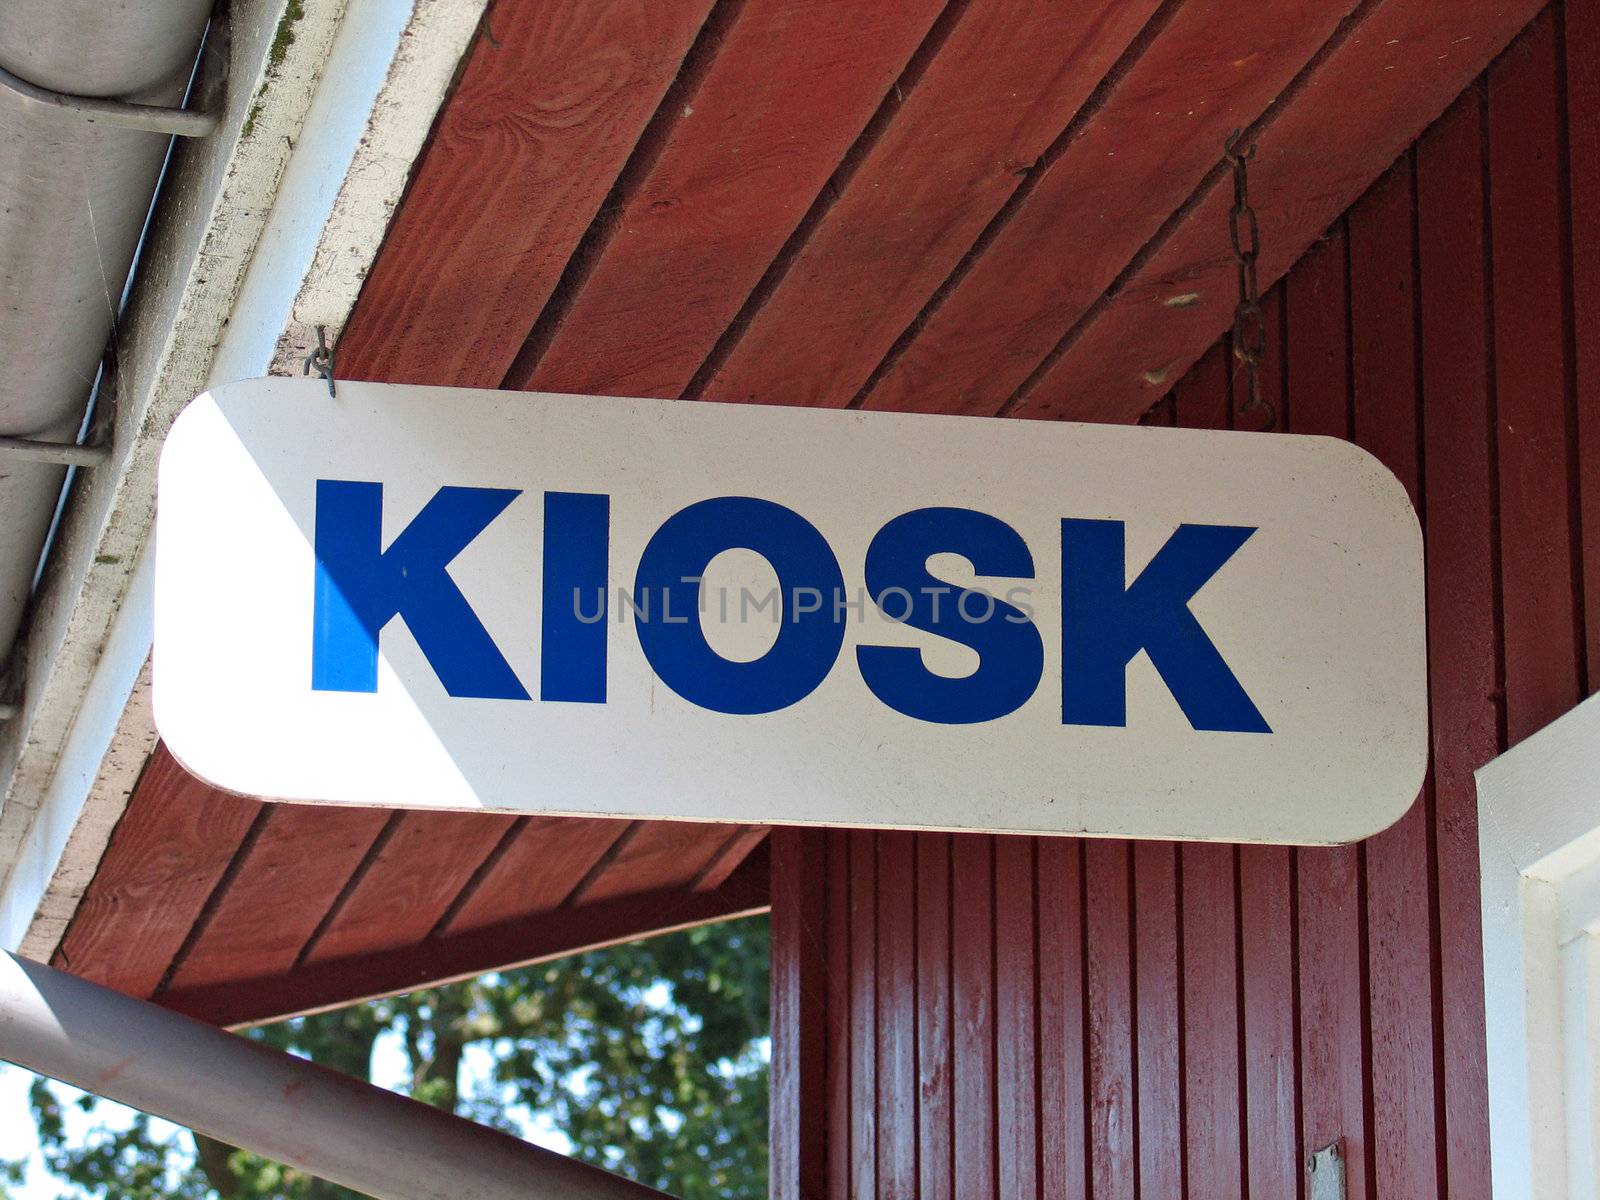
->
[155, 379, 1426, 844]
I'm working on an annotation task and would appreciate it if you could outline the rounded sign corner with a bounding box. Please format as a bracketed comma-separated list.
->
[149, 690, 262, 808]
[1309, 432, 1425, 539]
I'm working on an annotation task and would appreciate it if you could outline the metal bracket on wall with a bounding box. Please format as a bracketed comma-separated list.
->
[1307, 1141, 1347, 1200]
[0, 63, 218, 137]
[0, 437, 111, 468]
[0, 341, 120, 468]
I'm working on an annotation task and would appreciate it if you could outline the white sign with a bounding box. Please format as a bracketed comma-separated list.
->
[155, 378, 1426, 844]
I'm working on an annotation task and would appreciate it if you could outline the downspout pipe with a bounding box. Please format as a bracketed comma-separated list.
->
[0, 952, 673, 1200]
[0, 1, 215, 679]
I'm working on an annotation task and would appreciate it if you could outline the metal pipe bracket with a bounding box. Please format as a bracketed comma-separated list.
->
[0, 63, 217, 137]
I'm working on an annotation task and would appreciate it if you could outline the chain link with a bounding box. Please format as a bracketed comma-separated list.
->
[1224, 130, 1275, 431]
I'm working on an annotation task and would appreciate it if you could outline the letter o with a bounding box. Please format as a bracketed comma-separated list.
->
[633, 497, 846, 714]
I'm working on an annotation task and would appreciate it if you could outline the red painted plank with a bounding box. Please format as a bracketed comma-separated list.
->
[1038, 838, 1088, 1200]
[770, 829, 828, 1200]
[1364, 799, 1439, 1200]
[1017, 0, 1548, 424]
[1141, 393, 1176, 427]
[1348, 155, 1440, 1200]
[691, 825, 769, 892]
[160, 860, 770, 1028]
[1282, 223, 1369, 1198]
[1286, 223, 1350, 442]
[996, 837, 1038, 1200]
[55, 748, 262, 997]
[1349, 160, 1422, 504]
[1238, 844, 1299, 1200]
[162, 804, 391, 992]
[439, 816, 628, 932]
[826, 830, 853, 1198]
[862, 0, 1362, 418]
[572, 820, 744, 905]
[1085, 840, 1134, 1200]
[336, 0, 716, 388]
[1133, 842, 1181, 1200]
[1416, 83, 1496, 1200]
[952, 834, 996, 1200]
[850, 832, 878, 1200]
[1181, 843, 1242, 1198]
[1295, 842, 1366, 1198]
[917, 834, 954, 1200]
[1173, 340, 1232, 431]
[303, 810, 516, 963]
[704, 0, 1162, 409]
[1569, 0, 1600, 691]
[511, 0, 948, 399]
[1489, 9, 1584, 743]
[878, 832, 918, 1200]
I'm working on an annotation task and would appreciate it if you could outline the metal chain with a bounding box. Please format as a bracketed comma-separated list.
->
[302, 325, 337, 397]
[1224, 130, 1276, 431]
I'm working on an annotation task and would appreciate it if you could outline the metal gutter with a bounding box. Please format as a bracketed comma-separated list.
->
[0, 0, 214, 676]
[0, 951, 672, 1200]
[0, 0, 490, 955]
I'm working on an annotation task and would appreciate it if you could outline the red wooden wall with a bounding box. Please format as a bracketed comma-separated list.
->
[770, 8, 1600, 1198]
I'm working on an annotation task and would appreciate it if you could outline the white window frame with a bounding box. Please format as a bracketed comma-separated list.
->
[1479, 690, 1600, 1199]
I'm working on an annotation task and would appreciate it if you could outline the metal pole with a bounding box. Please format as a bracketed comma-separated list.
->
[0, 952, 672, 1200]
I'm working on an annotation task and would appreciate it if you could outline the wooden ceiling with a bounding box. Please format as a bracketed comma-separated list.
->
[57, 748, 768, 1027]
[52, 0, 1546, 1023]
[337, 0, 1541, 418]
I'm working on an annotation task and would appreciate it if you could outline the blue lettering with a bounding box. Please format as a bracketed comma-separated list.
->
[1060, 519, 1269, 732]
[540, 492, 609, 703]
[311, 480, 527, 699]
[858, 508, 1043, 723]
[633, 497, 845, 714]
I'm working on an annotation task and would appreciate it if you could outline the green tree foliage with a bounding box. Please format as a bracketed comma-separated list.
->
[10, 916, 769, 1200]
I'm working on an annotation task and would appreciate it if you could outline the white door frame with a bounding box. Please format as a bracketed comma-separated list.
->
[1479, 690, 1600, 1199]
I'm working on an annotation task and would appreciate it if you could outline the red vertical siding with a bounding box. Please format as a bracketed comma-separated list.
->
[1415, 83, 1498, 1200]
[1037, 840, 1088, 1200]
[879, 833, 918, 1200]
[916, 835, 954, 1200]
[826, 829, 853, 1198]
[1569, 0, 1600, 689]
[1490, 8, 1586, 743]
[952, 836, 997, 1200]
[770, 829, 827, 1200]
[849, 834, 878, 1200]
[770, 9, 1598, 1199]
[1132, 843, 1181, 1200]
[996, 838, 1039, 1200]
[1084, 842, 1134, 1200]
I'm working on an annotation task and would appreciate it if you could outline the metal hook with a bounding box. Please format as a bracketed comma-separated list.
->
[302, 325, 336, 397]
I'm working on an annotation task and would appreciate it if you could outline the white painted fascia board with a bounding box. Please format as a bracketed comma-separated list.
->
[0, 0, 488, 956]
[1479, 690, 1600, 1200]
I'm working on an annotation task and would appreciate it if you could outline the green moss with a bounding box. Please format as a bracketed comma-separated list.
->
[266, 0, 306, 75]
[242, 0, 305, 139]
